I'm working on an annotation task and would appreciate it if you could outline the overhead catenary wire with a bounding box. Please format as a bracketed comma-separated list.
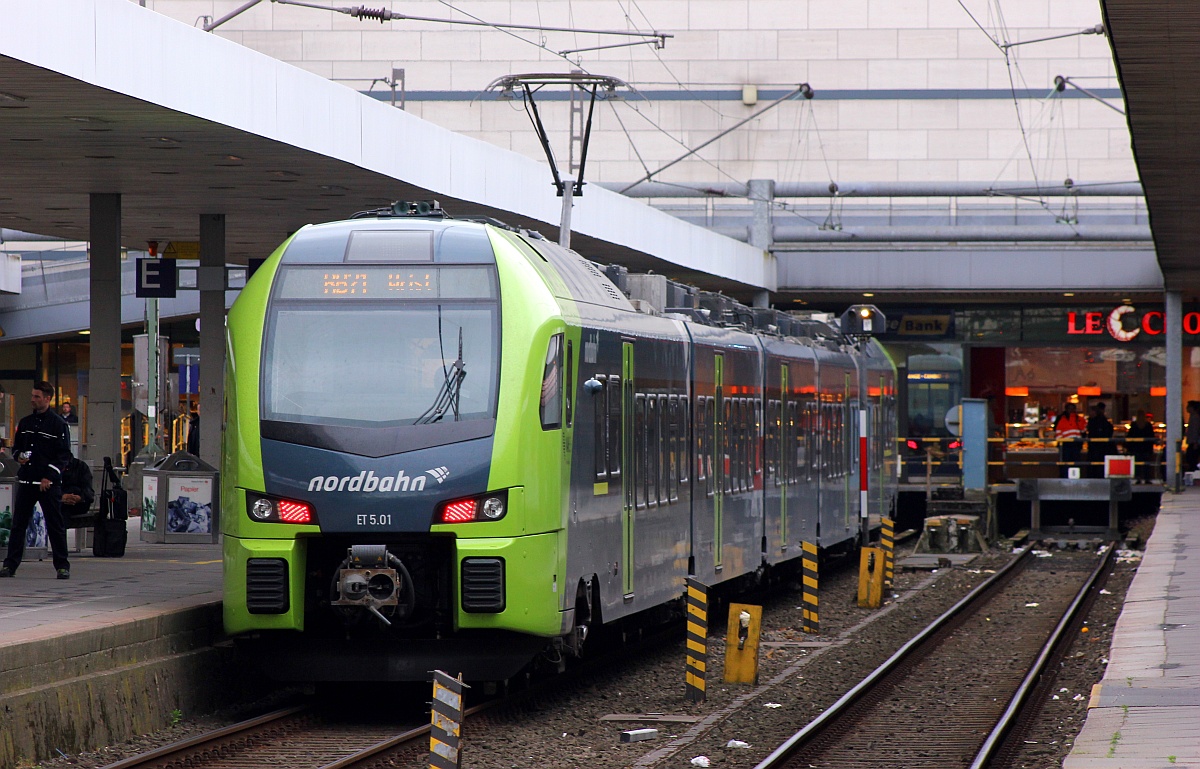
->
[618, 84, 815, 193]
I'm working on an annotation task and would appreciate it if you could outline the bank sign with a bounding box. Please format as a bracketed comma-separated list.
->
[1065, 306, 1199, 342]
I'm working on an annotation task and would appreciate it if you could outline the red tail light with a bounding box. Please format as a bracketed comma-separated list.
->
[906, 440, 919, 450]
[278, 499, 313, 524]
[441, 499, 478, 523]
[948, 440, 962, 450]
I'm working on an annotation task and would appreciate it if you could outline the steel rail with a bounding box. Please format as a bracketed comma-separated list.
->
[753, 546, 1034, 769]
[316, 701, 493, 769]
[99, 705, 310, 769]
[968, 543, 1117, 769]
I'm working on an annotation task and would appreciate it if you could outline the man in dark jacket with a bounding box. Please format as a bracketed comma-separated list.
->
[60, 457, 95, 519]
[1086, 402, 1114, 479]
[0, 381, 73, 579]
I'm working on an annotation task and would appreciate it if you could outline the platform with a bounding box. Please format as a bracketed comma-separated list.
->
[0, 518, 267, 768]
[0, 517, 221, 643]
[1064, 489, 1200, 768]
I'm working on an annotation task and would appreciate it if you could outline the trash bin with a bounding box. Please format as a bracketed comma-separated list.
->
[140, 451, 219, 544]
[0, 452, 50, 559]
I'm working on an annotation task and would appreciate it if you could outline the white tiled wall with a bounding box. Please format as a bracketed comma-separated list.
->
[138, 0, 1135, 187]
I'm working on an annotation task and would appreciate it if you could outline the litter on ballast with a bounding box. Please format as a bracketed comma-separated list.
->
[764, 702, 782, 708]
[1025, 603, 1040, 608]
[726, 739, 751, 749]
[690, 756, 711, 767]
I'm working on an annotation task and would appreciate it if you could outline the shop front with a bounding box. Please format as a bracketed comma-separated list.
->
[881, 303, 1197, 483]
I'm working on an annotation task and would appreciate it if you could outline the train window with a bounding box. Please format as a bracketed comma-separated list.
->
[676, 397, 688, 486]
[695, 396, 708, 486]
[540, 334, 563, 430]
[753, 398, 763, 487]
[594, 375, 608, 481]
[802, 401, 813, 483]
[647, 396, 659, 507]
[700, 395, 710, 499]
[344, 229, 434, 262]
[766, 400, 778, 486]
[720, 398, 729, 494]
[608, 376, 621, 479]
[737, 399, 748, 492]
[564, 341, 574, 428]
[634, 394, 646, 509]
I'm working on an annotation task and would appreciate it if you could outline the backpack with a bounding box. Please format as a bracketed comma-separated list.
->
[93, 457, 128, 558]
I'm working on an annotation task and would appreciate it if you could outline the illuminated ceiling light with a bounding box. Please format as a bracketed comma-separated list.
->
[863, 292, 875, 297]
[79, 329, 91, 335]
[1063, 292, 1075, 297]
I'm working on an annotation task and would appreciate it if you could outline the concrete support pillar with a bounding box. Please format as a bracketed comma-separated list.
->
[748, 179, 774, 252]
[1166, 290, 1183, 488]
[748, 179, 774, 310]
[198, 214, 226, 470]
[88, 194, 122, 466]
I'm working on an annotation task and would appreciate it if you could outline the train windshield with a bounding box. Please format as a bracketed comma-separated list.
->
[262, 267, 499, 429]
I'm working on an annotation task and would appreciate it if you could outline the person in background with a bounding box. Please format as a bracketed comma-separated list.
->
[1127, 410, 1156, 484]
[59, 401, 78, 424]
[186, 409, 200, 456]
[0, 381, 73, 579]
[1184, 401, 1200, 473]
[1054, 402, 1086, 478]
[60, 456, 95, 518]
[1086, 402, 1114, 478]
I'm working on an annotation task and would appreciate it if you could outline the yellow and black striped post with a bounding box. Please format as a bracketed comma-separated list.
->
[802, 541, 819, 634]
[430, 670, 467, 768]
[881, 516, 895, 590]
[685, 577, 708, 703]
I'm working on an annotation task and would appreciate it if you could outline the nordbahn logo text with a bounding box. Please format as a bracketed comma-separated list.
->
[308, 466, 450, 493]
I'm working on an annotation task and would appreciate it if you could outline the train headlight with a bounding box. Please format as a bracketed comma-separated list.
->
[246, 493, 316, 525]
[436, 489, 509, 523]
[250, 498, 275, 521]
[481, 496, 505, 520]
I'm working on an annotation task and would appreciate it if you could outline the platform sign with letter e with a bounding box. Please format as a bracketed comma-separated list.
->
[136, 258, 177, 298]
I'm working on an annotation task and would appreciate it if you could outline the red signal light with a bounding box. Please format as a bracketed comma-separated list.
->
[948, 440, 962, 450]
[441, 499, 477, 523]
[277, 499, 313, 523]
[906, 440, 919, 450]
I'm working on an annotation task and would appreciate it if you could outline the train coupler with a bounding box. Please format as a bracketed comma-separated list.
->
[331, 544, 415, 627]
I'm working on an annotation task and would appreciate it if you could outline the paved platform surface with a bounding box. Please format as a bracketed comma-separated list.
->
[0, 517, 222, 647]
[1065, 489, 1200, 768]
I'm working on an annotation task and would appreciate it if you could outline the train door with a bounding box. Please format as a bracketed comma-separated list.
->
[778, 361, 789, 553]
[621, 340, 635, 597]
[713, 353, 724, 570]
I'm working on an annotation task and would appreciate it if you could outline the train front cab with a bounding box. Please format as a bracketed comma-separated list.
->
[221, 220, 579, 680]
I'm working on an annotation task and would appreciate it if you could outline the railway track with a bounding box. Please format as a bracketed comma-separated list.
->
[755, 545, 1115, 769]
[97, 702, 456, 769]
[98, 613, 685, 769]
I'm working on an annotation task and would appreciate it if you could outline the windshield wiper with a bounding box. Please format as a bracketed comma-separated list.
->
[414, 328, 466, 424]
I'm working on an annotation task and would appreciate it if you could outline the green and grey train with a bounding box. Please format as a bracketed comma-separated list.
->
[221, 209, 898, 681]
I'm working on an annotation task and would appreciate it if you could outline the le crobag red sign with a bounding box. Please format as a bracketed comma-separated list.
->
[1065, 306, 1200, 342]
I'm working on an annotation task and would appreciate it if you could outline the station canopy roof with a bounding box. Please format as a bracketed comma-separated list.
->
[0, 1, 770, 296]
[1103, 0, 1200, 291]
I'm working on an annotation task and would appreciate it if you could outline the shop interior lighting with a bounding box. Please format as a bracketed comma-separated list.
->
[1077, 385, 1102, 396]
[1151, 386, 1167, 396]
[1005, 386, 1030, 397]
